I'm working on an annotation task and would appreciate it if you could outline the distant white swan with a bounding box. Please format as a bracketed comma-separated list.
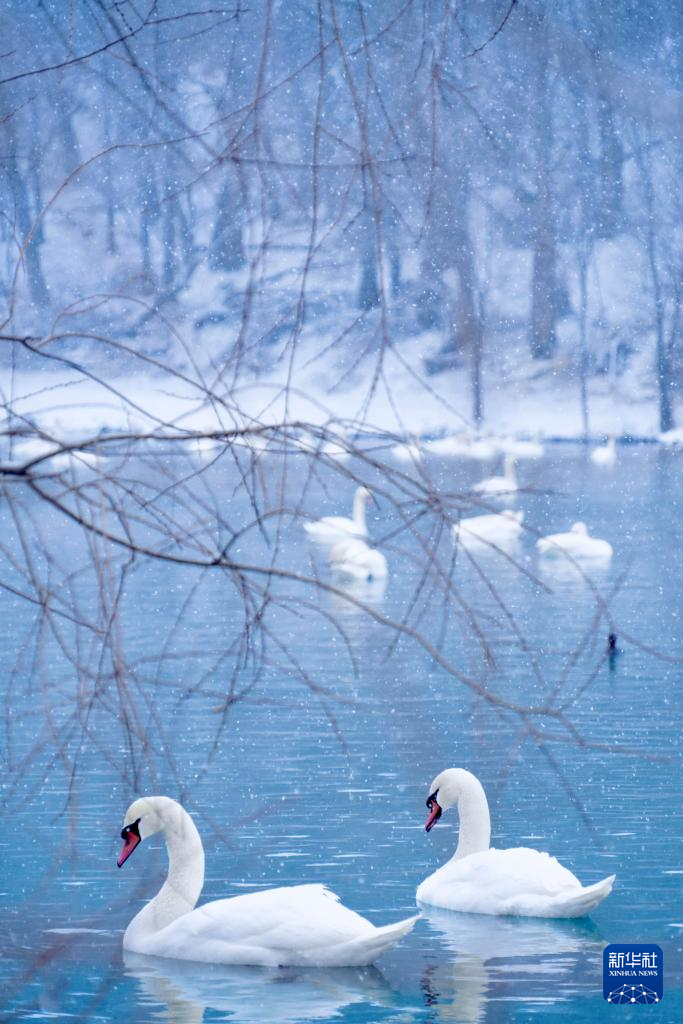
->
[453, 510, 523, 548]
[417, 769, 615, 918]
[590, 436, 616, 466]
[322, 431, 351, 462]
[290, 431, 350, 461]
[536, 522, 613, 561]
[304, 486, 370, 543]
[118, 796, 416, 966]
[424, 434, 471, 458]
[473, 455, 518, 496]
[659, 427, 683, 447]
[11, 438, 100, 473]
[425, 434, 499, 460]
[192, 437, 220, 460]
[499, 435, 545, 460]
[390, 437, 423, 465]
[329, 538, 388, 581]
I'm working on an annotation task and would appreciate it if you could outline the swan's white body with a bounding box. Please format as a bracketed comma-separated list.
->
[425, 435, 499, 461]
[466, 437, 500, 461]
[473, 455, 518, 496]
[424, 435, 470, 458]
[453, 510, 523, 548]
[321, 432, 351, 462]
[499, 436, 544, 460]
[590, 437, 616, 466]
[119, 796, 416, 967]
[417, 769, 614, 919]
[536, 522, 613, 561]
[241, 432, 269, 455]
[291, 430, 317, 453]
[11, 438, 100, 473]
[659, 427, 683, 447]
[192, 437, 220, 460]
[391, 441, 422, 465]
[304, 487, 369, 543]
[329, 538, 388, 581]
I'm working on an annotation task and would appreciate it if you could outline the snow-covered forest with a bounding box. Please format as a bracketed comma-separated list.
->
[2, 0, 682, 438]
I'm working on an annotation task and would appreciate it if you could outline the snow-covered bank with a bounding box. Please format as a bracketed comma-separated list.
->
[1, 349, 677, 449]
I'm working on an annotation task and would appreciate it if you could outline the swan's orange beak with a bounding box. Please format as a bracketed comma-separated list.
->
[118, 821, 141, 867]
[425, 794, 442, 832]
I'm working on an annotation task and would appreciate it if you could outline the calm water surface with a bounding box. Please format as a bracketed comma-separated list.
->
[1, 444, 682, 1022]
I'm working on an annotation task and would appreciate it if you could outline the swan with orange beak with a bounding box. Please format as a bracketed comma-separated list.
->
[418, 768, 615, 918]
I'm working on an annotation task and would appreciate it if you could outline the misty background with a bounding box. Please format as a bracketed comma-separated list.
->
[1, 0, 681, 438]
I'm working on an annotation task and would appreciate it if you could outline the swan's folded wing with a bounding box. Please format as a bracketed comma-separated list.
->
[143, 884, 385, 966]
[418, 848, 584, 916]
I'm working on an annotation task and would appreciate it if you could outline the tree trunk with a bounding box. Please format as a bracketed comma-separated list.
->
[210, 166, 245, 273]
[356, 197, 380, 311]
[578, 246, 590, 438]
[528, 15, 558, 361]
[5, 114, 50, 308]
[453, 230, 483, 425]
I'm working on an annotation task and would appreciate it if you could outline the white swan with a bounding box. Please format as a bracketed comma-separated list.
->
[659, 427, 683, 447]
[499, 435, 545, 460]
[321, 430, 351, 463]
[304, 486, 370, 543]
[390, 437, 422, 465]
[329, 538, 388, 581]
[473, 455, 518, 496]
[590, 436, 616, 466]
[453, 510, 523, 548]
[118, 796, 416, 966]
[426, 434, 500, 461]
[536, 522, 613, 561]
[416, 769, 615, 918]
[11, 438, 100, 473]
[467, 437, 500, 461]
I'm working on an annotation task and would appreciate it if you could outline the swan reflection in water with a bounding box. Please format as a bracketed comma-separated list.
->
[124, 950, 398, 1024]
[420, 907, 606, 1023]
[328, 574, 387, 617]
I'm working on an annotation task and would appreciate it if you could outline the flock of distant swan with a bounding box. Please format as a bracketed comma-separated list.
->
[7, 429, 628, 579]
[304, 432, 619, 582]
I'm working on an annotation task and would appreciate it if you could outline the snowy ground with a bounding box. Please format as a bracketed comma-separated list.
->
[1, 337, 672, 449]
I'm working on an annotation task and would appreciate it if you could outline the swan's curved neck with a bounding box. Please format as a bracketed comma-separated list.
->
[352, 491, 367, 530]
[453, 776, 491, 860]
[125, 803, 204, 944]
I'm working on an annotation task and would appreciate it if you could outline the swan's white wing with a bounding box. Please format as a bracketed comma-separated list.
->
[304, 516, 363, 540]
[537, 535, 612, 560]
[473, 477, 515, 495]
[457, 513, 522, 543]
[135, 884, 411, 966]
[418, 848, 589, 917]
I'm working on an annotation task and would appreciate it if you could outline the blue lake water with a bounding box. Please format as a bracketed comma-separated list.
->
[1, 443, 682, 1022]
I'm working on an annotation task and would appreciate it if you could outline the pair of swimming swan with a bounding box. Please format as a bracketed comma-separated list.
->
[304, 487, 388, 581]
[118, 769, 614, 968]
[454, 512, 613, 561]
